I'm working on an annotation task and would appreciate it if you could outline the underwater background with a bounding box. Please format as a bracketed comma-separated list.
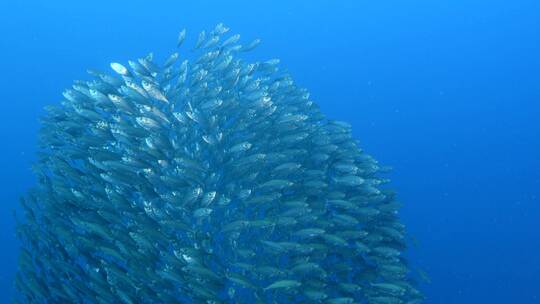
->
[0, 0, 538, 303]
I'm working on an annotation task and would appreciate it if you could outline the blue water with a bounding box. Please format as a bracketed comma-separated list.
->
[1, 1, 539, 303]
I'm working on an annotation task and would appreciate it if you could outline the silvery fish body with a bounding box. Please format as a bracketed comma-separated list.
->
[110, 62, 129, 76]
[177, 28, 186, 47]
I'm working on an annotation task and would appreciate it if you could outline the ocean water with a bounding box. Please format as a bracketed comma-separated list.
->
[1, 0, 539, 303]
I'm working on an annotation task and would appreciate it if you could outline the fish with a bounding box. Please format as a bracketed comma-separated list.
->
[135, 117, 161, 131]
[212, 23, 229, 35]
[177, 29, 187, 47]
[110, 62, 130, 76]
[194, 30, 206, 50]
[371, 282, 407, 296]
[141, 80, 168, 103]
[326, 298, 355, 304]
[263, 280, 301, 291]
[221, 34, 240, 48]
[368, 296, 403, 304]
[333, 175, 365, 186]
[258, 179, 293, 191]
[228, 142, 252, 153]
[202, 35, 219, 49]
[163, 52, 179, 68]
[304, 289, 328, 301]
[293, 228, 326, 239]
[15, 23, 422, 304]
[242, 38, 261, 52]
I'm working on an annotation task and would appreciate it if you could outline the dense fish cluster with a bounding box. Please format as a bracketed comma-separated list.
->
[15, 24, 424, 304]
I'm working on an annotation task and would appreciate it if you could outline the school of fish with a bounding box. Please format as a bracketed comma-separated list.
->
[14, 24, 424, 303]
